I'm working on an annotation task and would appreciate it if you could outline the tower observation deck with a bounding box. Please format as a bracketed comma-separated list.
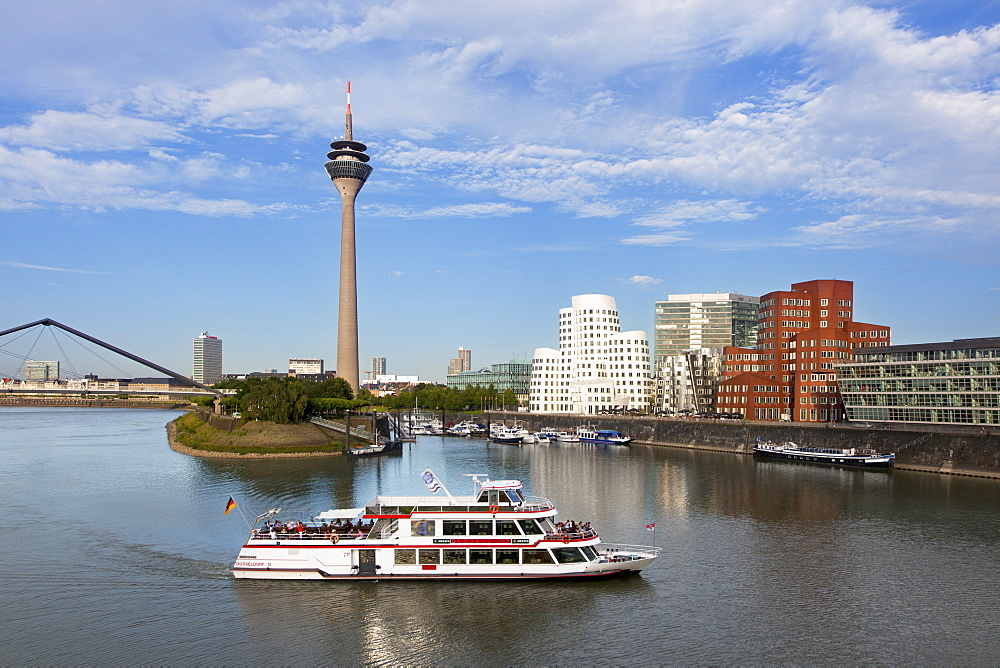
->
[325, 82, 372, 395]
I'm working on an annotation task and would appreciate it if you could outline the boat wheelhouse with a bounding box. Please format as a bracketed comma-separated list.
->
[576, 426, 633, 445]
[753, 439, 895, 469]
[231, 470, 659, 580]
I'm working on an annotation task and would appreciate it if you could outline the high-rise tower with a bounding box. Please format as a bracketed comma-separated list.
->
[325, 82, 372, 394]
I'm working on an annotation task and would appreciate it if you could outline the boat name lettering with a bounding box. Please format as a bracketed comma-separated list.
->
[433, 539, 451, 544]
[512, 539, 530, 544]
[235, 561, 265, 567]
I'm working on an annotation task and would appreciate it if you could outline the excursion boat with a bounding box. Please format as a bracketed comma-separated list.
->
[231, 470, 660, 580]
[753, 439, 895, 469]
[576, 426, 633, 446]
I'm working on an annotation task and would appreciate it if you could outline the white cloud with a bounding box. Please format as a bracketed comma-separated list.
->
[0, 261, 107, 274]
[623, 275, 663, 287]
[365, 202, 530, 219]
[0, 110, 186, 151]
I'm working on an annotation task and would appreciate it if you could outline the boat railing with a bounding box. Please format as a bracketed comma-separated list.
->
[598, 543, 662, 558]
[545, 528, 598, 541]
[520, 496, 554, 512]
[251, 528, 372, 541]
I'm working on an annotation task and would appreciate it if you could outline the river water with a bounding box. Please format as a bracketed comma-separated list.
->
[2, 407, 999, 665]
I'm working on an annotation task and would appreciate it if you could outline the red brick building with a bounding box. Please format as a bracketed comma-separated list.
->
[715, 279, 890, 422]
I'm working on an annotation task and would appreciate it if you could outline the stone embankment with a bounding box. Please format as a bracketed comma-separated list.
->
[0, 396, 189, 409]
[482, 412, 1000, 479]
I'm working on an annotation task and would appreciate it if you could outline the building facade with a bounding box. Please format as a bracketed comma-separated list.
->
[529, 294, 652, 414]
[25, 360, 59, 381]
[447, 347, 472, 376]
[446, 361, 532, 401]
[371, 356, 386, 376]
[192, 332, 223, 386]
[289, 358, 324, 375]
[653, 293, 759, 363]
[654, 348, 724, 414]
[716, 279, 891, 422]
[838, 337, 1000, 426]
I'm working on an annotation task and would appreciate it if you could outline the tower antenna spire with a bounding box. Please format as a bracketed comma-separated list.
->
[345, 81, 353, 141]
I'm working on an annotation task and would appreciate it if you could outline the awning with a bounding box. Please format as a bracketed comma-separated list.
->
[315, 508, 365, 520]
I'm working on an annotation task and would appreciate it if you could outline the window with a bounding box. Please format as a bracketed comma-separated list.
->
[523, 550, 555, 564]
[469, 549, 493, 565]
[443, 549, 466, 564]
[496, 520, 520, 536]
[394, 549, 416, 565]
[442, 520, 466, 536]
[496, 549, 520, 564]
[517, 519, 543, 535]
[418, 549, 440, 565]
[469, 520, 493, 536]
[552, 547, 587, 564]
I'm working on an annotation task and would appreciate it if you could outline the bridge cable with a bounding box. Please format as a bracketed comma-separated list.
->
[48, 326, 79, 379]
[59, 328, 136, 379]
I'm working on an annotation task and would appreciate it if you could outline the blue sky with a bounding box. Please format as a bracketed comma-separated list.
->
[1, 0, 999, 383]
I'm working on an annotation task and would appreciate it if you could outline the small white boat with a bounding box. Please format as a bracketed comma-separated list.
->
[555, 431, 579, 443]
[231, 470, 660, 580]
[534, 433, 551, 444]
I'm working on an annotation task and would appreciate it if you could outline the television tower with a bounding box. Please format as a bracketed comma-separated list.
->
[325, 81, 372, 394]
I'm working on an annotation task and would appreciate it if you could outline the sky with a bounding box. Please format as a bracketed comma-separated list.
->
[1, 0, 999, 383]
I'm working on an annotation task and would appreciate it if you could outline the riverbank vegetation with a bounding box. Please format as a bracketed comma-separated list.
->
[170, 412, 344, 455]
[197, 377, 520, 423]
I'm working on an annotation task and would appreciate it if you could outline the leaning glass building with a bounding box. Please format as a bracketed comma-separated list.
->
[837, 337, 1000, 426]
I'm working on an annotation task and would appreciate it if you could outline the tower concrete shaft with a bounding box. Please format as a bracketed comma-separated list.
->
[325, 82, 372, 395]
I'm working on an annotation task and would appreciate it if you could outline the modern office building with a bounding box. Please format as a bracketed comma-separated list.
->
[838, 337, 1000, 426]
[325, 82, 373, 394]
[529, 294, 652, 414]
[447, 361, 532, 401]
[289, 358, 324, 375]
[716, 279, 891, 422]
[371, 356, 386, 377]
[654, 348, 724, 414]
[653, 293, 759, 363]
[24, 360, 59, 381]
[192, 332, 223, 385]
[447, 347, 472, 376]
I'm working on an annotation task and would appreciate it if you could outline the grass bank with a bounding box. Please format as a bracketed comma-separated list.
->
[168, 412, 346, 458]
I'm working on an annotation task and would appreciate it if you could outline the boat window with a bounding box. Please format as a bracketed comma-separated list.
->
[469, 549, 493, 565]
[476, 491, 489, 503]
[517, 519, 542, 535]
[489, 490, 501, 505]
[418, 549, 440, 565]
[394, 549, 416, 565]
[469, 520, 493, 536]
[552, 547, 586, 564]
[496, 520, 520, 536]
[580, 546, 598, 561]
[504, 490, 524, 504]
[442, 520, 466, 536]
[443, 549, 466, 565]
[410, 519, 435, 537]
[522, 549, 555, 564]
[496, 549, 519, 564]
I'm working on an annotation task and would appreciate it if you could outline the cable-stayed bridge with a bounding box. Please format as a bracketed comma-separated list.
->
[0, 318, 222, 398]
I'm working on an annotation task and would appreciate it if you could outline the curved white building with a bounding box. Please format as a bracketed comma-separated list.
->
[530, 294, 652, 414]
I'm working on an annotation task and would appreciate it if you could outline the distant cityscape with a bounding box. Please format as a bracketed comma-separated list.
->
[2, 276, 996, 429]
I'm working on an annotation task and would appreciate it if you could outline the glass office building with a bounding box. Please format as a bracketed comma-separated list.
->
[654, 293, 759, 363]
[838, 337, 1000, 426]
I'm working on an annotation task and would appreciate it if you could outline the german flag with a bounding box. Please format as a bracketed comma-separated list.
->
[224, 496, 237, 515]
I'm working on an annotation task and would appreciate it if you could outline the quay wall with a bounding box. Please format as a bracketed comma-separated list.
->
[0, 396, 190, 410]
[480, 411, 1000, 478]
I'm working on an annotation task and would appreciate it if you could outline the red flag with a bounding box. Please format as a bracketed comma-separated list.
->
[645, 523, 656, 531]
[224, 497, 237, 515]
